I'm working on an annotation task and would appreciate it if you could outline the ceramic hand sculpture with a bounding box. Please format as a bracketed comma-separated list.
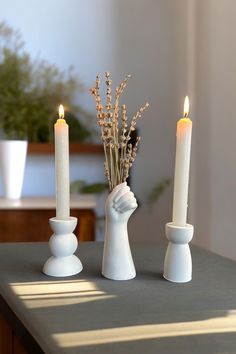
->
[102, 182, 137, 280]
[90, 72, 149, 281]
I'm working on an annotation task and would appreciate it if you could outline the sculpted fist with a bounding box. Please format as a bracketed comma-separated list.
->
[105, 182, 138, 223]
[103, 181, 137, 280]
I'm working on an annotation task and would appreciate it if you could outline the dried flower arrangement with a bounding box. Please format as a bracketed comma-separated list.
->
[90, 72, 149, 191]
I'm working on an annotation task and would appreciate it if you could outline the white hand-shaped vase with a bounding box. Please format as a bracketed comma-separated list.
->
[102, 182, 137, 280]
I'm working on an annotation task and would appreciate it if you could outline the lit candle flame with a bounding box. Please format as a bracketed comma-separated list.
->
[183, 96, 189, 118]
[58, 104, 64, 119]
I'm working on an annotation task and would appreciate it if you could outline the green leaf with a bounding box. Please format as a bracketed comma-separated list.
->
[80, 183, 108, 194]
[70, 180, 86, 194]
[147, 178, 171, 206]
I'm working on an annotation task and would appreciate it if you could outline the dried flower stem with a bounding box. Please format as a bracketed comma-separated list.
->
[90, 73, 149, 191]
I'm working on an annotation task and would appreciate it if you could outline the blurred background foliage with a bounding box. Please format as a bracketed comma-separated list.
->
[0, 21, 93, 142]
[70, 180, 108, 195]
[147, 178, 171, 210]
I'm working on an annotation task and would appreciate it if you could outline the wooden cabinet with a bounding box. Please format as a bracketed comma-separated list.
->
[28, 143, 103, 155]
[0, 313, 12, 354]
[0, 196, 97, 242]
[13, 336, 28, 354]
[0, 315, 28, 354]
[0, 297, 43, 354]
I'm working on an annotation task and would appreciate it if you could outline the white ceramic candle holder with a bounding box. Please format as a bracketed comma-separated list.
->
[163, 222, 194, 283]
[43, 217, 83, 277]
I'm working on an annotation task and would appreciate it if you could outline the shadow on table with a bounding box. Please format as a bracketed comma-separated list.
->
[1, 242, 236, 354]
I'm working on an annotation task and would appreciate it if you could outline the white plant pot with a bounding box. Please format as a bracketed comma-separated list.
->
[102, 182, 137, 281]
[0, 140, 28, 199]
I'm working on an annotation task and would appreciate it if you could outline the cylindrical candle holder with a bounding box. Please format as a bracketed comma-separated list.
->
[163, 222, 194, 283]
[43, 217, 83, 277]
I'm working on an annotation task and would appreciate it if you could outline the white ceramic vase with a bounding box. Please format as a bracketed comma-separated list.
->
[102, 182, 137, 281]
[0, 140, 28, 199]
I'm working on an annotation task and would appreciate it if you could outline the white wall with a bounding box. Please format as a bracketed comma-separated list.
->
[0, 0, 190, 243]
[2, 0, 235, 259]
[193, 0, 236, 260]
[111, 1, 190, 242]
[21, 155, 105, 197]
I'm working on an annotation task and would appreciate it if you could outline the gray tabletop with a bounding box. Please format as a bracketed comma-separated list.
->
[0, 241, 235, 354]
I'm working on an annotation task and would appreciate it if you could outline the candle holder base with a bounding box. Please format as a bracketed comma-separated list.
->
[163, 222, 194, 283]
[43, 217, 83, 277]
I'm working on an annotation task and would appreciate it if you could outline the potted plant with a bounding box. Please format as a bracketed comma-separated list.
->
[0, 22, 92, 199]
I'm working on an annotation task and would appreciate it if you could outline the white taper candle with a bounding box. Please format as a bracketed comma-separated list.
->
[172, 96, 192, 226]
[54, 104, 70, 219]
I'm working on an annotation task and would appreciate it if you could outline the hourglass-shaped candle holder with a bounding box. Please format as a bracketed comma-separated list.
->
[163, 222, 194, 283]
[43, 217, 83, 277]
